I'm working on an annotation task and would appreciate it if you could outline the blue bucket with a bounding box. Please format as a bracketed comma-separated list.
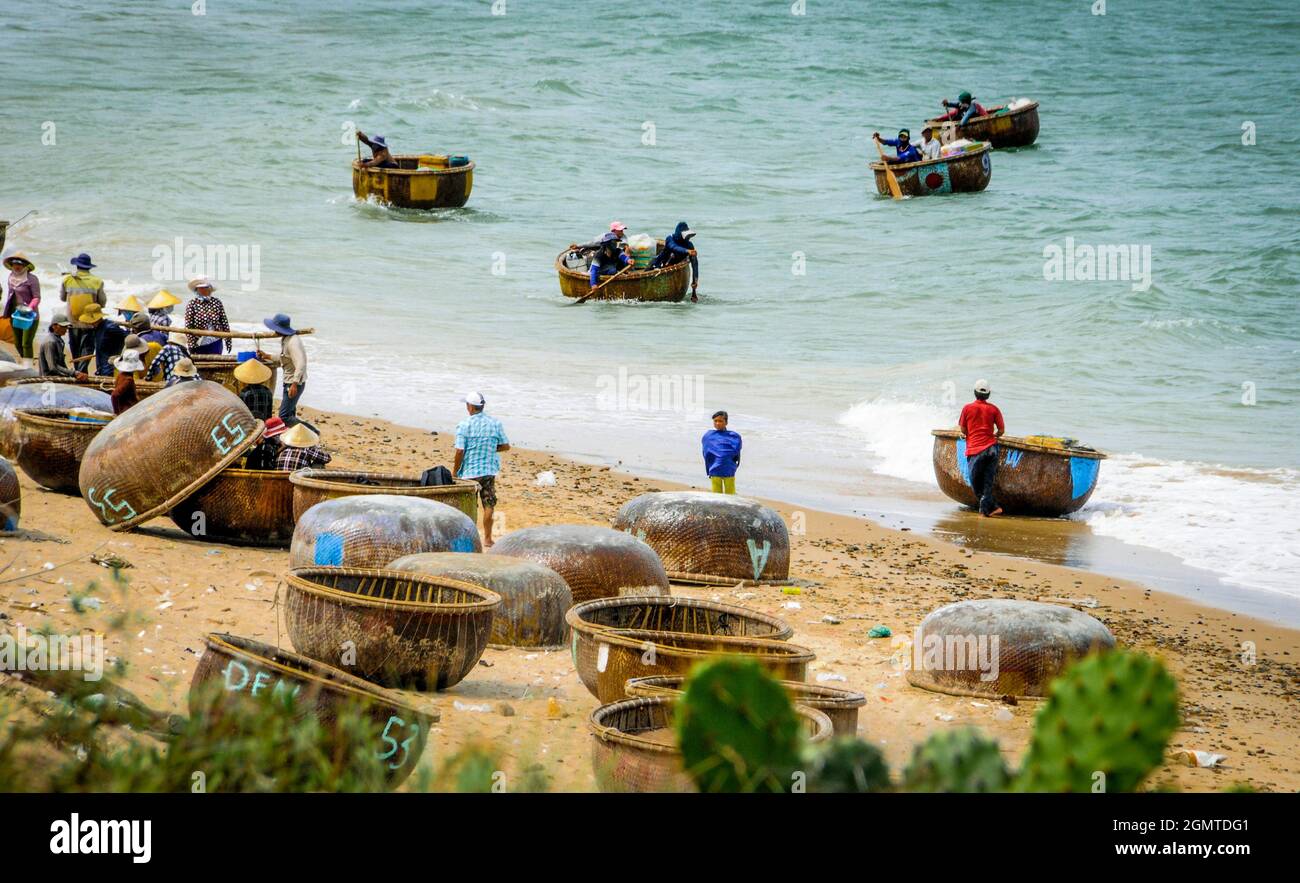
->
[10, 309, 36, 330]
[236, 351, 258, 363]
[449, 155, 470, 167]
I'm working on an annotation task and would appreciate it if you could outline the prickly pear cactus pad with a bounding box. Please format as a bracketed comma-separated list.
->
[903, 727, 1010, 792]
[807, 738, 892, 793]
[1015, 650, 1179, 793]
[676, 658, 803, 793]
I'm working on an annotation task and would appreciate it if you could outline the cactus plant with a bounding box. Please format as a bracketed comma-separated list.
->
[677, 657, 804, 793]
[1015, 649, 1178, 793]
[903, 727, 1010, 792]
[806, 737, 892, 792]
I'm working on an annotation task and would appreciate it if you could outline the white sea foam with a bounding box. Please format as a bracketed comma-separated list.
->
[837, 396, 954, 485]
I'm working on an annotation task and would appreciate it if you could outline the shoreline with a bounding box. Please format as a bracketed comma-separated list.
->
[2, 404, 1297, 791]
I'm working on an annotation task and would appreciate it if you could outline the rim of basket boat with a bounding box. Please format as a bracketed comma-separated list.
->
[579, 626, 815, 661]
[588, 694, 833, 752]
[553, 246, 688, 284]
[286, 566, 503, 612]
[925, 100, 1040, 127]
[13, 407, 112, 431]
[288, 468, 479, 494]
[216, 466, 293, 481]
[351, 157, 475, 177]
[12, 376, 166, 392]
[665, 569, 795, 588]
[930, 428, 1107, 460]
[868, 142, 991, 173]
[565, 594, 793, 640]
[624, 674, 867, 707]
[203, 632, 434, 716]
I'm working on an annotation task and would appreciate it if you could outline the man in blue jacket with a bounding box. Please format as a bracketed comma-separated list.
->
[873, 129, 922, 163]
[588, 233, 633, 290]
[651, 221, 700, 301]
[701, 410, 742, 494]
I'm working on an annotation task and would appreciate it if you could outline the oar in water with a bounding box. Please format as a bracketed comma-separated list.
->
[873, 137, 903, 200]
[569, 262, 633, 306]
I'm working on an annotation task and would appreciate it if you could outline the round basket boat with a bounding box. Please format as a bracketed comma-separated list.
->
[290, 468, 479, 523]
[589, 696, 832, 793]
[284, 567, 501, 691]
[869, 143, 992, 197]
[555, 243, 692, 303]
[488, 524, 670, 604]
[926, 101, 1040, 148]
[191, 353, 278, 396]
[352, 155, 474, 209]
[1, 381, 112, 459]
[567, 595, 792, 641]
[388, 552, 572, 649]
[189, 632, 434, 789]
[613, 491, 791, 585]
[0, 456, 20, 531]
[12, 408, 111, 494]
[11, 375, 167, 401]
[571, 627, 816, 704]
[78, 381, 263, 531]
[624, 675, 866, 737]
[930, 430, 1106, 517]
[168, 467, 295, 546]
[290, 494, 481, 570]
[906, 599, 1115, 698]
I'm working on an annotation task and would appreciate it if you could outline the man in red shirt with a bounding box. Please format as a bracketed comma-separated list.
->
[958, 379, 1005, 517]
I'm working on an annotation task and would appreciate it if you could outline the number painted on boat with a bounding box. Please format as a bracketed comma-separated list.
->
[87, 487, 137, 524]
[378, 715, 421, 770]
[211, 411, 247, 455]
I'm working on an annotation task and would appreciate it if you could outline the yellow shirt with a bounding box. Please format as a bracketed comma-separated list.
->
[61, 272, 106, 328]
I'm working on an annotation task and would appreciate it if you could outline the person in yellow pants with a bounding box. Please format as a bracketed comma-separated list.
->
[701, 410, 742, 494]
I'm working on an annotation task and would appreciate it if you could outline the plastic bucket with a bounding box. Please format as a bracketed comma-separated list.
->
[10, 309, 36, 330]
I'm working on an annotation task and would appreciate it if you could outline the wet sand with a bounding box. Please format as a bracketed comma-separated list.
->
[2, 405, 1297, 791]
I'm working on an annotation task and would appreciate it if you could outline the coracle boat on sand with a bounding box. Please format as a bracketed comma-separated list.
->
[930, 429, 1106, 517]
[352, 155, 474, 209]
[169, 467, 296, 546]
[12, 375, 167, 400]
[556, 243, 691, 303]
[926, 101, 1040, 148]
[289, 468, 480, 522]
[13, 408, 111, 494]
[870, 143, 992, 197]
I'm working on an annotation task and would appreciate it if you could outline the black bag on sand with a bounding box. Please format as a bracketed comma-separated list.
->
[420, 465, 455, 486]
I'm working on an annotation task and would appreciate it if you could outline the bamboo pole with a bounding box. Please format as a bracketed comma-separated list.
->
[146, 325, 315, 339]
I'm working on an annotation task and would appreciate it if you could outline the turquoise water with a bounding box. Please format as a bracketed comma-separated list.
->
[4, 0, 1298, 608]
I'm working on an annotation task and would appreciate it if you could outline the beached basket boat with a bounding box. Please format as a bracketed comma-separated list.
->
[284, 567, 501, 690]
[1, 382, 112, 459]
[13, 408, 111, 494]
[352, 155, 474, 209]
[926, 101, 1040, 148]
[624, 674, 866, 737]
[289, 468, 479, 522]
[168, 467, 296, 546]
[930, 429, 1106, 516]
[488, 524, 670, 604]
[78, 381, 264, 531]
[907, 599, 1115, 698]
[189, 632, 433, 789]
[388, 552, 572, 648]
[567, 594, 792, 642]
[11, 375, 167, 400]
[290, 494, 481, 569]
[870, 143, 992, 197]
[571, 627, 815, 703]
[613, 491, 791, 584]
[589, 695, 832, 793]
[0, 456, 20, 531]
[555, 243, 692, 303]
[191, 353, 278, 396]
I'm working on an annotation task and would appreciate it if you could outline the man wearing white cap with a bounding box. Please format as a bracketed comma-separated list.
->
[453, 392, 511, 547]
[958, 379, 1005, 517]
[37, 310, 89, 381]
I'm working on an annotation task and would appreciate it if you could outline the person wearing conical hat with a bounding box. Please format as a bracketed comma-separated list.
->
[274, 423, 331, 472]
[244, 416, 287, 470]
[145, 330, 192, 385]
[3, 252, 41, 364]
[183, 277, 230, 355]
[169, 357, 200, 386]
[116, 294, 144, 322]
[233, 357, 274, 421]
[60, 252, 106, 364]
[109, 350, 145, 414]
[144, 289, 180, 344]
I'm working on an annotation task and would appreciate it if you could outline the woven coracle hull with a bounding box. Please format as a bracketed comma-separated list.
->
[10, 376, 166, 401]
[13, 408, 109, 494]
[189, 632, 434, 789]
[589, 696, 832, 793]
[284, 567, 500, 690]
[290, 494, 482, 570]
[572, 627, 816, 703]
[78, 381, 263, 531]
[168, 468, 296, 546]
[926, 101, 1040, 148]
[555, 244, 691, 303]
[567, 595, 792, 641]
[931, 430, 1105, 516]
[352, 157, 474, 209]
[289, 469, 479, 523]
[906, 599, 1115, 698]
[0, 457, 20, 531]
[191, 353, 278, 396]
[612, 491, 790, 583]
[388, 552, 572, 648]
[869, 144, 992, 197]
[624, 675, 866, 737]
[1, 382, 112, 459]
[488, 524, 670, 604]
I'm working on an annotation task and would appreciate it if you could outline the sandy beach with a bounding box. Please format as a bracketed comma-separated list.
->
[2, 404, 1296, 792]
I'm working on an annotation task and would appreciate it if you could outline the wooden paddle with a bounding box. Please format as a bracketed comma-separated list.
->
[569, 262, 633, 306]
[874, 137, 903, 200]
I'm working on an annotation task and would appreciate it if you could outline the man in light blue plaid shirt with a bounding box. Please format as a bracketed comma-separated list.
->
[453, 391, 510, 546]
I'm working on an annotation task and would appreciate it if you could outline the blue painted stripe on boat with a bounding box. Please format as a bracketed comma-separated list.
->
[314, 532, 345, 566]
[1070, 457, 1100, 499]
[957, 438, 971, 485]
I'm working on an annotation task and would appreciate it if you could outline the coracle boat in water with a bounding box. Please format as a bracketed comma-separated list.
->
[352, 154, 474, 209]
[870, 143, 992, 197]
[926, 101, 1040, 148]
[556, 243, 692, 303]
[930, 429, 1106, 517]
